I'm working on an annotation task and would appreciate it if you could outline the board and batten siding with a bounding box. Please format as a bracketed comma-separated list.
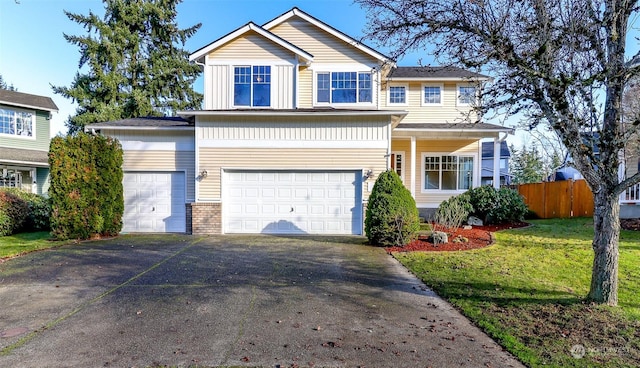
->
[197, 147, 386, 201]
[204, 64, 294, 109]
[380, 81, 479, 124]
[0, 106, 50, 151]
[392, 139, 480, 207]
[103, 129, 196, 201]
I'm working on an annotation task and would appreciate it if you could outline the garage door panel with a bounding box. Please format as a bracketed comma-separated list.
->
[122, 172, 185, 233]
[224, 170, 362, 235]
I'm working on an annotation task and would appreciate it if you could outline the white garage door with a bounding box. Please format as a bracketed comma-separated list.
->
[122, 172, 186, 233]
[224, 170, 362, 235]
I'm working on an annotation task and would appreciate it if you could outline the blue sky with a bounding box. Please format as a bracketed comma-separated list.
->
[1, 0, 639, 145]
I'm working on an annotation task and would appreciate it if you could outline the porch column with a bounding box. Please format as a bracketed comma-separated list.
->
[493, 137, 500, 189]
[410, 136, 416, 198]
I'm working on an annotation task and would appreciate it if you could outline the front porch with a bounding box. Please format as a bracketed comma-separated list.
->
[389, 122, 513, 215]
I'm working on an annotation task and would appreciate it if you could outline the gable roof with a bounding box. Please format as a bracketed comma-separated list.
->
[262, 7, 391, 64]
[482, 141, 510, 158]
[189, 22, 314, 64]
[0, 89, 58, 112]
[387, 66, 489, 81]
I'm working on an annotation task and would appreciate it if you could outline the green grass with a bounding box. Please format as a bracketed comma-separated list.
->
[394, 218, 640, 367]
[0, 231, 70, 259]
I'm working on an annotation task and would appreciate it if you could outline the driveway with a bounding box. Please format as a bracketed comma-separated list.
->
[0, 234, 524, 367]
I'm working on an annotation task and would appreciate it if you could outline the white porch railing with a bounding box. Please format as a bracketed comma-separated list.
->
[621, 183, 640, 205]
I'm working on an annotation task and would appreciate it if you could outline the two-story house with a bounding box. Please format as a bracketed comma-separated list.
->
[86, 7, 511, 235]
[0, 89, 58, 195]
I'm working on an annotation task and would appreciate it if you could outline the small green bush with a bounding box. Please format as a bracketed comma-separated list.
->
[465, 186, 528, 224]
[0, 190, 29, 236]
[434, 193, 473, 229]
[365, 170, 420, 246]
[2, 188, 51, 231]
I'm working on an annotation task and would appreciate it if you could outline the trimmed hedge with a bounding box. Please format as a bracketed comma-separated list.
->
[365, 170, 419, 246]
[0, 190, 29, 236]
[436, 185, 528, 226]
[49, 133, 123, 240]
[0, 188, 51, 232]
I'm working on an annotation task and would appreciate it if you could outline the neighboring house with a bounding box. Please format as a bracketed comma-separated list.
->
[481, 140, 510, 186]
[0, 89, 58, 196]
[86, 7, 512, 235]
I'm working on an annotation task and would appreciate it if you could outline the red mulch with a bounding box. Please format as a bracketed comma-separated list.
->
[386, 222, 530, 253]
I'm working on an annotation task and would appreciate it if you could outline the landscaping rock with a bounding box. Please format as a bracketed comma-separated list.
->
[463, 225, 472, 230]
[452, 235, 469, 243]
[429, 231, 448, 244]
[468, 216, 483, 226]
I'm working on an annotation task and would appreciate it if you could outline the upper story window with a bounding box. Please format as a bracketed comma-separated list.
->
[234, 65, 271, 107]
[388, 85, 407, 105]
[316, 71, 372, 105]
[421, 84, 443, 106]
[457, 85, 477, 106]
[423, 154, 474, 191]
[0, 108, 34, 138]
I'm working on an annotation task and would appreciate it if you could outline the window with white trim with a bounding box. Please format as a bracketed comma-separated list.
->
[388, 85, 407, 105]
[457, 85, 477, 106]
[423, 154, 474, 191]
[0, 108, 34, 138]
[421, 84, 442, 105]
[391, 152, 404, 181]
[234, 65, 271, 107]
[316, 71, 372, 104]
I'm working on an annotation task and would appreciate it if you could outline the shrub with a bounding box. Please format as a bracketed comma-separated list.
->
[0, 190, 29, 236]
[466, 185, 528, 224]
[2, 188, 51, 231]
[365, 170, 420, 246]
[49, 133, 123, 240]
[434, 193, 473, 229]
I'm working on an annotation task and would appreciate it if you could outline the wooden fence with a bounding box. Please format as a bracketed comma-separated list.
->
[517, 179, 594, 219]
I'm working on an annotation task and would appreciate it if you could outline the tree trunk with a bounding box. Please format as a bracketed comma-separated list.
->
[587, 190, 620, 306]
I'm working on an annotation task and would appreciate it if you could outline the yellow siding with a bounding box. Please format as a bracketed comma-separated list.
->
[391, 139, 480, 207]
[207, 31, 295, 61]
[206, 64, 230, 109]
[298, 66, 313, 108]
[197, 115, 389, 142]
[270, 18, 379, 64]
[122, 150, 196, 201]
[198, 148, 386, 201]
[381, 81, 479, 123]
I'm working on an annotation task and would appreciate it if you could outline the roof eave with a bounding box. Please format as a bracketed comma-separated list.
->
[0, 100, 58, 113]
[178, 110, 408, 118]
[84, 125, 194, 131]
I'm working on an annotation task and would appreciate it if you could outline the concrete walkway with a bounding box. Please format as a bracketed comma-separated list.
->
[0, 234, 524, 367]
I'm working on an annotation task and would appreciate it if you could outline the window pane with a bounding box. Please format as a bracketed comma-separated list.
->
[424, 86, 441, 104]
[459, 157, 474, 190]
[389, 86, 406, 104]
[358, 72, 372, 102]
[234, 66, 251, 106]
[392, 153, 403, 177]
[0, 109, 14, 135]
[459, 86, 476, 105]
[331, 72, 356, 103]
[424, 156, 440, 190]
[441, 155, 457, 190]
[317, 73, 330, 103]
[16, 112, 33, 137]
[252, 66, 270, 107]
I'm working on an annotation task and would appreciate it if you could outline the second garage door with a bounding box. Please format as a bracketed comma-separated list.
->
[224, 170, 362, 235]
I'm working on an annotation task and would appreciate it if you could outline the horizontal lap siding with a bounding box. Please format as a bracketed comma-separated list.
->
[198, 148, 386, 201]
[391, 139, 479, 207]
[207, 32, 295, 60]
[381, 82, 479, 123]
[0, 107, 50, 151]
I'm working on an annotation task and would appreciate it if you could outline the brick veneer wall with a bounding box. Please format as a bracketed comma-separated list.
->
[189, 202, 222, 234]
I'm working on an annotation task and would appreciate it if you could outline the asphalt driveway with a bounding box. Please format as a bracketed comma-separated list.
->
[0, 234, 523, 367]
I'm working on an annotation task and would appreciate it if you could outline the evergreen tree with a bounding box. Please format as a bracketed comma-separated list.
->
[53, 0, 202, 134]
[509, 144, 546, 184]
[0, 75, 17, 91]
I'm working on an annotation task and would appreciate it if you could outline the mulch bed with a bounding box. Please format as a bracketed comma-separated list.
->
[387, 218, 640, 253]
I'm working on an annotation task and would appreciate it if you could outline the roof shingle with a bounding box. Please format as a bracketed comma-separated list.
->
[0, 89, 58, 112]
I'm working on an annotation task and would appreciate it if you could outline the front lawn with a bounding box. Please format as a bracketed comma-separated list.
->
[394, 218, 640, 367]
[0, 232, 68, 259]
